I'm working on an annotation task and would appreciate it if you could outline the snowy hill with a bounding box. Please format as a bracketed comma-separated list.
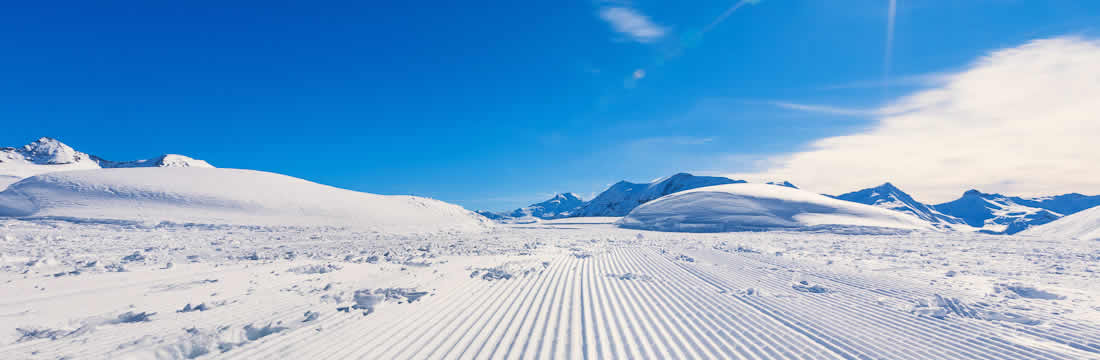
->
[618, 183, 933, 233]
[0, 137, 212, 190]
[1022, 204, 1100, 240]
[0, 168, 492, 233]
[933, 190, 1065, 234]
[508, 193, 583, 219]
[574, 173, 745, 217]
[833, 183, 965, 227]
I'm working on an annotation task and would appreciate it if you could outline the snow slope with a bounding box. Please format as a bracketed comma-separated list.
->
[619, 183, 934, 233]
[574, 173, 745, 217]
[0, 138, 212, 189]
[934, 190, 1065, 234]
[0, 168, 491, 233]
[1023, 205, 1100, 240]
[834, 183, 965, 227]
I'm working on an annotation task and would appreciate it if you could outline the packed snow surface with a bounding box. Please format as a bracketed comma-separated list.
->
[1, 218, 1097, 359]
[1023, 204, 1100, 240]
[619, 183, 935, 232]
[0, 168, 491, 233]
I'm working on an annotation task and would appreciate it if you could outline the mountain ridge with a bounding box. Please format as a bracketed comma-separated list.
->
[1, 137, 212, 184]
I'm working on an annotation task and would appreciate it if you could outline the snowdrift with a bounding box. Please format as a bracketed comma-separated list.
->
[1022, 205, 1100, 240]
[618, 184, 934, 233]
[0, 168, 492, 233]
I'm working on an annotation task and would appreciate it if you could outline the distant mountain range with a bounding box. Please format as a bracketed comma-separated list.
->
[5, 138, 1096, 236]
[1, 137, 212, 188]
[574, 173, 745, 217]
[483, 173, 1100, 235]
[508, 193, 584, 219]
[833, 183, 966, 226]
[479, 173, 749, 221]
[1022, 204, 1100, 240]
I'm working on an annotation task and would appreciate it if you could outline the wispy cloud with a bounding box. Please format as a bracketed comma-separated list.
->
[627, 136, 716, 147]
[730, 36, 1100, 202]
[884, 0, 897, 87]
[599, 6, 666, 43]
[766, 101, 887, 117]
[701, 0, 760, 34]
[818, 72, 952, 90]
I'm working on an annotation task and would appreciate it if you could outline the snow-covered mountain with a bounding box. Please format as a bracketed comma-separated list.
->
[833, 183, 965, 227]
[0, 137, 212, 189]
[618, 183, 933, 233]
[475, 209, 508, 220]
[475, 193, 584, 221]
[1008, 193, 1100, 217]
[574, 173, 745, 217]
[508, 193, 583, 219]
[1022, 204, 1100, 240]
[933, 190, 1064, 234]
[766, 181, 799, 189]
[0, 168, 491, 233]
[97, 154, 213, 169]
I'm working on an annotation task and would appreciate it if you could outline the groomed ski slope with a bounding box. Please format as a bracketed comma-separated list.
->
[2, 219, 1097, 359]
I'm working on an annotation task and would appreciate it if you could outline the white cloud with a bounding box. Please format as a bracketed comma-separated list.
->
[599, 7, 666, 43]
[729, 36, 1100, 203]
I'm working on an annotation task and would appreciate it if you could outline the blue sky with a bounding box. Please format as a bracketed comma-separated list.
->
[4, 1, 1099, 211]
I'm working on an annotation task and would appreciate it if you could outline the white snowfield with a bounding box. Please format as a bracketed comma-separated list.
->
[619, 183, 935, 233]
[0, 168, 492, 234]
[1, 219, 1098, 359]
[1024, 205, 1100, 240]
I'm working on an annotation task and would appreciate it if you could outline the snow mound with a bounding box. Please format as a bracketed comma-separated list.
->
[617, 184, 934, 233]
[0, 168, 492, 233]
[1022, 204, 1100, 240]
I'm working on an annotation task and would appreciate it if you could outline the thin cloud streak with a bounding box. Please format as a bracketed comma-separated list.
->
[599, 7, 666, 43]
[767, 101, 887, 117]
[701, 0, 757, 34]
[884, 0, 897, 92]
[818, 72, 951, 90]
